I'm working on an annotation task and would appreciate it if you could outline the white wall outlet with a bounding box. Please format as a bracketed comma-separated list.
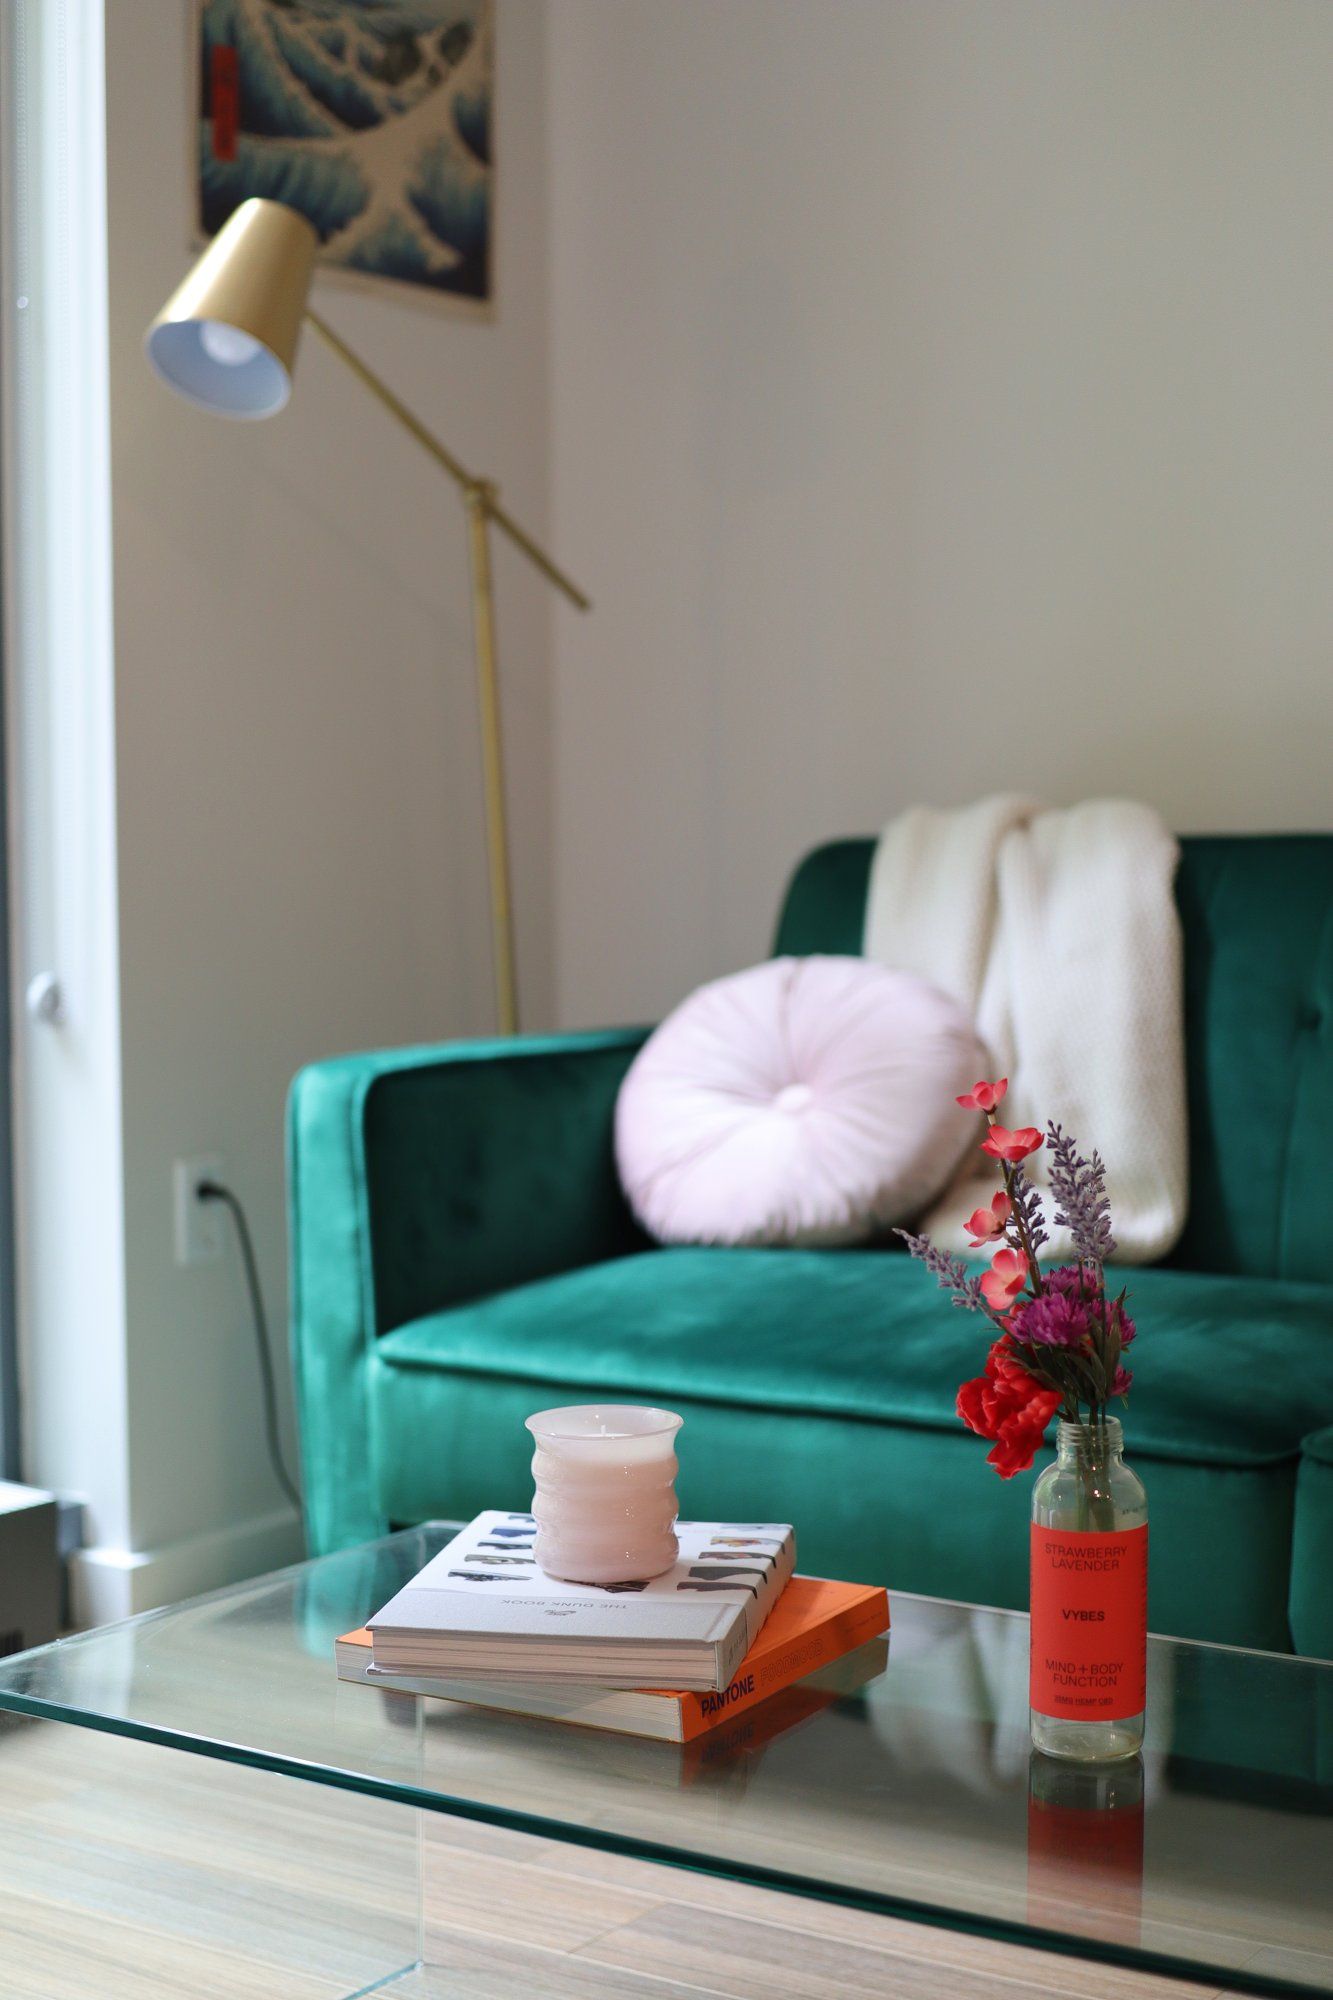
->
[173, 1156, 225, 1267]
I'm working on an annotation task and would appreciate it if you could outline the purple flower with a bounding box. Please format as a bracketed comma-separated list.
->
[1009, 1164, 1049, 1260]
[1011, 1289, 1091, 1348]
[896, 1229, 987, 1312]
[1042, 1263, 1136, 1345]
[1047, 1123, 1117, 1266]
[1111, 1363, 1133, 1397]
[1043, 1263, 1088, 1300]
[1108, 1298, 1136, 1346]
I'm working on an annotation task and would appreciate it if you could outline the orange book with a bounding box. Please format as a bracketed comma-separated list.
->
[336, 1574, 888, 1743]
[678, 1638, 888, 1781]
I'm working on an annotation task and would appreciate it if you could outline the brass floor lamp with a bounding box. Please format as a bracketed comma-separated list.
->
[145, 197, 588, 1035]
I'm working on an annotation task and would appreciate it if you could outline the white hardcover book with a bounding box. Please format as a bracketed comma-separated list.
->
[367, 1512, 796, 1691]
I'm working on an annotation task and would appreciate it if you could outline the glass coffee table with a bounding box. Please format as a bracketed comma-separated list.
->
[0, 1523, 1327, 1998]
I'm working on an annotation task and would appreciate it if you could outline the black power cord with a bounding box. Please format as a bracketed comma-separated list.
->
[196, 1179, 303, 1517]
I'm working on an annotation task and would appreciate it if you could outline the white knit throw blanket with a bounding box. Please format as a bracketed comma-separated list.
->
[863, 795, 1187, 1265]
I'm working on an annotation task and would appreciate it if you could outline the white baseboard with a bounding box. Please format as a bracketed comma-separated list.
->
[69, 1506, 305, 1626]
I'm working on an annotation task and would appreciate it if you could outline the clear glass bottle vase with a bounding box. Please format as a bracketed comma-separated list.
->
[1030, 1417, 1148, 1763]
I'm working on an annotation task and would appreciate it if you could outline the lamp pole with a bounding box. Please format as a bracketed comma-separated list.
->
[463, 481, 516, 1038]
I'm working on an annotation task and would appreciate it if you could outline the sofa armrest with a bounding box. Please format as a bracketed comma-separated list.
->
[288, 1026, 650, 1551]
[1291, 1424, 1333, 1662]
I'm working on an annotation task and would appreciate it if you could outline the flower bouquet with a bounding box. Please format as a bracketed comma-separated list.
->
[899, 1076, 1134, 1480]
[902, 1077, 1149, 1759]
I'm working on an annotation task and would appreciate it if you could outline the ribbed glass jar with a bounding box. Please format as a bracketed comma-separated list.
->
[1030, 1418, 1148, 1762]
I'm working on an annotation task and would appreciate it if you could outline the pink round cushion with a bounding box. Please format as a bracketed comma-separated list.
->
[614, 955, 988, 1247]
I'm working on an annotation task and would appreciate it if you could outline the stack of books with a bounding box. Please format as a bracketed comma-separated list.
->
[337, 1511, 889, 1746]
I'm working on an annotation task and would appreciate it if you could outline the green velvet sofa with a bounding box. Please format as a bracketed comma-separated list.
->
[289, 834, 1333, 1659]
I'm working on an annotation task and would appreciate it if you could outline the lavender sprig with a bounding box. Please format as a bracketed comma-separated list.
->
[1009, 1164, 1049, 1263]
[1046, 1122, 1117, 1266]
[895, 1229, 987, 1311]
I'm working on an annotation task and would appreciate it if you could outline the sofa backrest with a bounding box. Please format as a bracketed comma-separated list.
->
[774, 833, 1333, 1283]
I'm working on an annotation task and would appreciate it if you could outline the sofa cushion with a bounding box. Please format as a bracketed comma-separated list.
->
[373, 1249, 1333, 1471]
[614, 956, 987, 1246]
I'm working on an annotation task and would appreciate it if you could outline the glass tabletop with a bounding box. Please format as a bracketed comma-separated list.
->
[0, 1523, 1328, 1998]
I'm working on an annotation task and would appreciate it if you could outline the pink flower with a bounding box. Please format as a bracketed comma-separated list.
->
[965, 1191, 1013, 1246]
[979, 1246, 1029, 1312]
[957, 1077, 1008, 1113]
[980, 1124, 1044, 1164]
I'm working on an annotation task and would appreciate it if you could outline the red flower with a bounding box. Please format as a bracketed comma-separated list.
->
[956, 1336, 1061, 1478]
[956, 1374, 991, 1434]
[965, 1191, 1012, 1246]
[987, 1419, 1057, 1478]
[957, 1077, 1008, 1113]
[980, 1124, 1044, 1164]
[979, 1246, 1028, 1312]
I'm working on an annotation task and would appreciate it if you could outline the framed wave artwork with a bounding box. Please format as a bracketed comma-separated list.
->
[195, 0, 494, 312]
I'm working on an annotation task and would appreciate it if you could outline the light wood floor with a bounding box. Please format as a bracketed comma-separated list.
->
[0, 1714, 1226, 1999]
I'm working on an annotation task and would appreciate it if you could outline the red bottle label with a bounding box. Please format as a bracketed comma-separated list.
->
[1029, 1523, 1147, 1721]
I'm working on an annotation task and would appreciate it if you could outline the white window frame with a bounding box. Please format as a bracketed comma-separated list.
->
[0, 0, 130, 1609]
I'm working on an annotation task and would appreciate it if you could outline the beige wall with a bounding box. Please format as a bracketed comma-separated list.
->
[547, 1, 1333, 1029]
[94, 0, 556, 1598]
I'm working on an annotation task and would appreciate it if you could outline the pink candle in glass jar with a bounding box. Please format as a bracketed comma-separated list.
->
[525, 1404, 682, 1585]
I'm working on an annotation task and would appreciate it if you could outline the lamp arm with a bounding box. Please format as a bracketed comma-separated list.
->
[303, 308, 590, 612]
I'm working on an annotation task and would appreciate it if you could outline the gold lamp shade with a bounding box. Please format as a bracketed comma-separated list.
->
[145, 198, 319, 419]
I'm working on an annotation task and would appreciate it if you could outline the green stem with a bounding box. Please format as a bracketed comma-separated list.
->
[1074, 1407, 1117, 1533]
